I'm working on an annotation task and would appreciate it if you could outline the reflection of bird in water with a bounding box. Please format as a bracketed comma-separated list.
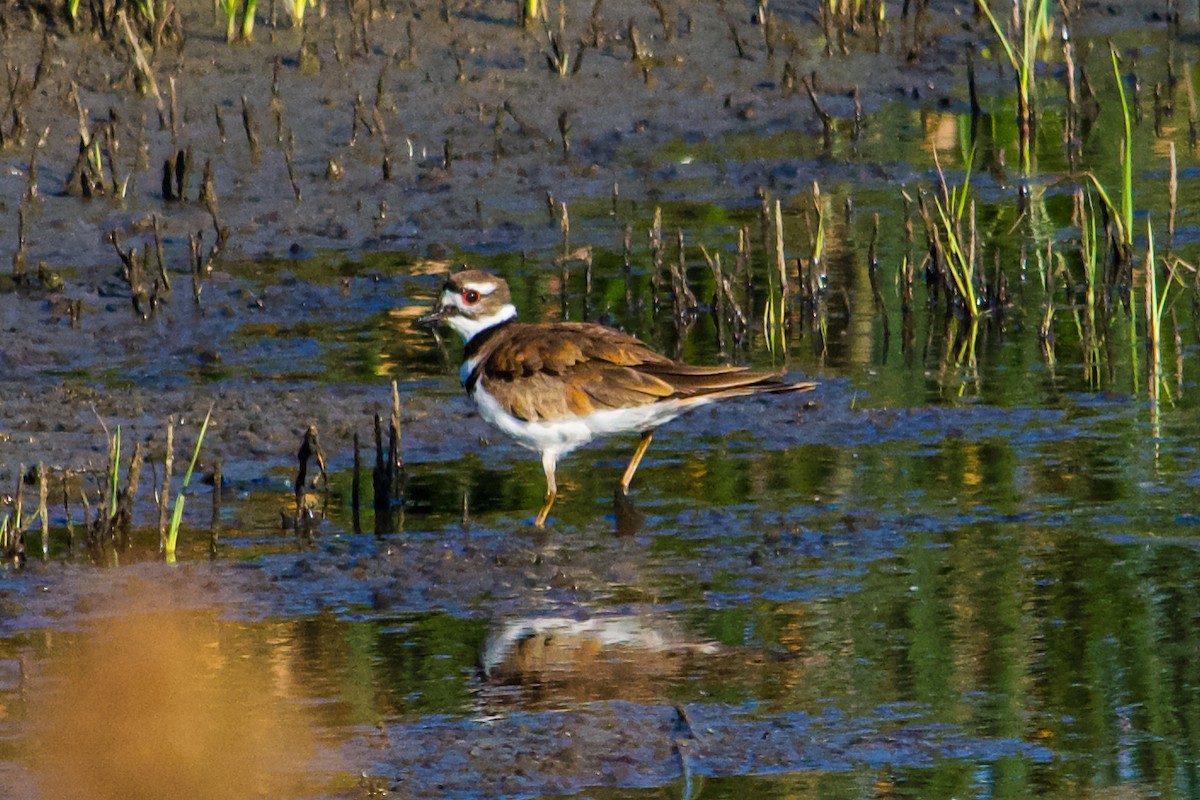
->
[481, 613, 719, 703]
[419, 269, 817, 526]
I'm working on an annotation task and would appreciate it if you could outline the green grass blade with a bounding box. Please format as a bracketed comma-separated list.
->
[953, 146, 975, 221]
[1110, 45, 1134, 243]
[976, 0, 1019, 72]
[109, 426, 121, 519]
[165, 406, 213, 559]
[932, 194, 978, 316]
[240, 0, 257, 39]
[1079, 172, 1127, 249]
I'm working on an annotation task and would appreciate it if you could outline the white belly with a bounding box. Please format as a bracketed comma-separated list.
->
[471, 385, 702, 457]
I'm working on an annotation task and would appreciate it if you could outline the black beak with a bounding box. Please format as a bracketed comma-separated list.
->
[417, 302, 447, 328]
[418, 272, 458, 328]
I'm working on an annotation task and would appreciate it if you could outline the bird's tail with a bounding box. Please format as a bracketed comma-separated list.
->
[637, 363, 818, 401]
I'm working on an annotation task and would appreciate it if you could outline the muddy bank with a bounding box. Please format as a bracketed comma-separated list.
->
[2, 0, 970, 268]
[0, 0, 1178, 490]
[0, 0, 1171, 272]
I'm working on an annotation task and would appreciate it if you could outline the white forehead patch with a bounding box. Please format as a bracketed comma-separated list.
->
[462, 281, 498, 296]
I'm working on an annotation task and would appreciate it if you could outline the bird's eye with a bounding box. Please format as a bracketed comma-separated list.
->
[462, 289, 481, 304]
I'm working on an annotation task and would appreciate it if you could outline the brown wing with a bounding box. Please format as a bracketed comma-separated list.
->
[479, 323, 674, 422]
[479, 322, 815, 422]
[485, 323, 671, 374]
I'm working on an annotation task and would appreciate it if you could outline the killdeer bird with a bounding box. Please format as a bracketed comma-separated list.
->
[419, 269, 816, 527]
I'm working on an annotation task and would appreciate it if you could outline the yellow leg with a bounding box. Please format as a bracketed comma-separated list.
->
[619, 431, 654, 494]
[534, 451, 558, 527]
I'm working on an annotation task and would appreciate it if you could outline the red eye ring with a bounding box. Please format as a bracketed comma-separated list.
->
[462, 289, 481, 304]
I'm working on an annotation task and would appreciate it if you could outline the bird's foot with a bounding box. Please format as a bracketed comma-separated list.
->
[612, 487, 643, 537]
[515, 521, 557, 544]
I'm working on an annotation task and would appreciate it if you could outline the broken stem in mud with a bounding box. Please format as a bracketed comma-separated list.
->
[802, 73, 834, 153]
[492, 105, 505, 162]
[189, 224, 223, 302]
[808, 182, 826, 300]
[271, 58, 285, 142]
[118, 10, 165, 122]
[867, 212, 890, 342]
[11, 465, 26, 566]
[704, 243, 747, 355]
[284, 128, 302, 202]
[774, 199, 788, 302]
[899, 190, 915, 312]
[558, 109, 571, 161]
[169, 76, 179, 141]
[214, 104, 228, 142]
[107, 231, 152, 318]
[162, 148, 190, 203]
[161, 158, 176, 201]
[724, 16, 746, 60]
[372, 413, 391, 536]
[37, 463, 48, 560]
[104, 110, 123, 196]
[1167, 141, 1177, 258]
[241, 95, 261, 163]
[389, 380, 403, 505]
[1063, 29, 1080, 169]
[210, 461, 222, 554]
[671, 228, 697, 329]
[200, 159, 228, 254]
[62, 470, 74, 550]
[737, 225, 753, 324]
[12, 203, 28, 280]
[1153, 82, 1166, 139]
[113, 442, 144, 545]
[967, 46, 983, 121]
[294, 425, 327, 525]
[152, 214, 170, 294]
[649, 206, 664, 314]
[179, 146, 193, 201]
[704, 244, 728, 356]
[11, 130, 44, 278]
[24, 128, 47, 205]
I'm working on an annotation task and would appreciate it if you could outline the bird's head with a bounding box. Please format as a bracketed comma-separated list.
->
[417, 269, 517, 342]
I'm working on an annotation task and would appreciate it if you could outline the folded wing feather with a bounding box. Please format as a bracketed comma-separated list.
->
[479, 322, 812, 422]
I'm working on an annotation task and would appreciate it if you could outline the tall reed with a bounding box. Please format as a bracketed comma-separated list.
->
[1074, 189, 1103, 387]
[1110, 45, 1134, 258]
[975, 0, 1053, 174]
[923, 149, 981, 318]
[763, 200, 788, 357]
[1143, 223, 1183, 403]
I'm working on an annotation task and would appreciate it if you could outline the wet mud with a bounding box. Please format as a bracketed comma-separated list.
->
[2, 0, 1198, 797]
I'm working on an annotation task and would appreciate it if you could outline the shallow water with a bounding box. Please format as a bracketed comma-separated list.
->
[2, 385, 1198, 798]
[2, 0, 1200, 797]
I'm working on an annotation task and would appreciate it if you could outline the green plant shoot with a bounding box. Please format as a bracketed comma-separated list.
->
[165, 407, 213, 560]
